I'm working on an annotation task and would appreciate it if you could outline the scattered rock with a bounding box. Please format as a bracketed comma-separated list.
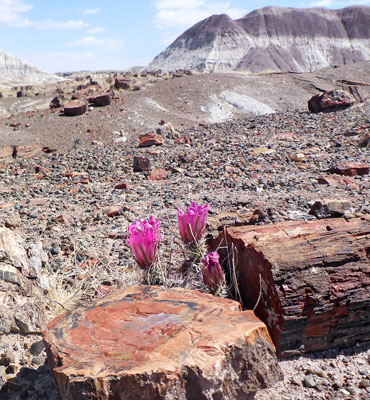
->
[317, 175, 359, 190]
[330, 162, 370, 176]
[133, 155, 150, 172]
[114, 181, 130, 190]
[49, 95, 64, 109]
[303, 375, 316, 388]
[148, 168, 167, 180]
[103, 205, 121, 217]
[309, 199, 352, 218]
[139, 131, 164, 147]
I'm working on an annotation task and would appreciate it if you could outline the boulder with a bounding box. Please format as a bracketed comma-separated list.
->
[64, 100, 87, 117]
[211, 217, 370, 357]
[308, 89, 355, 113]
[43, 285, 282, 400]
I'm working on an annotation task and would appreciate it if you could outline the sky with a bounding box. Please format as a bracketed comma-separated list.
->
[0, 0, 369, 73]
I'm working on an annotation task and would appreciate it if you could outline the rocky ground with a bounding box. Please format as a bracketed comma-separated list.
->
[0, 67, 369, 399]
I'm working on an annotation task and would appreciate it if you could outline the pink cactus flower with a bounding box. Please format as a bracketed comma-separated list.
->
[202, 252, 225, 291]
[127, 216, 161, 269]
[178, 202, 210, 243]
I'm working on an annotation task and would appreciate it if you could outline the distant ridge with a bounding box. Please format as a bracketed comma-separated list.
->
[148, 6, 370, 74]
[0, 50, 62, 86]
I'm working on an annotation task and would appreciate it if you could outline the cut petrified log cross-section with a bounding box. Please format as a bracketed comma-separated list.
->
[43, 286, 282, 400]
[64, 100, 86, 116]
[211, 217, 370, 357]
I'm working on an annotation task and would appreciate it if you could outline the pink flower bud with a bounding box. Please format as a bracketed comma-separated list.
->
[202, 252, 225, 291]
[178, 202, 210, 243]
[127, 216, 161, 269]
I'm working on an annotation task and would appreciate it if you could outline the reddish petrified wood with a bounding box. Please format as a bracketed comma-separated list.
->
[331, 162, 370, 177]
[211, 217, 370, 357]
[139, 131, 164, 147]
[64, 100, 87, 116]
[93, 92, 111, 107]
[308, 89, 354, 113]
[43, 286, 282, 400]
[133, 155, 150, 172]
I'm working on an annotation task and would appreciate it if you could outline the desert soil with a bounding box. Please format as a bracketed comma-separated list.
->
[0, 65, 369, 399]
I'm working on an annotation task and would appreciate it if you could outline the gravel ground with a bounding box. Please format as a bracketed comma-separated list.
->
[0, 72, 369, 399]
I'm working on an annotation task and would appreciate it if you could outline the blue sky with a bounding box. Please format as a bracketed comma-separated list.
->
[0, 0, 369, 72]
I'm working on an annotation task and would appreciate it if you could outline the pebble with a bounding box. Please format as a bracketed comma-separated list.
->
[360, 379, 370, 389]
[303, 375, 316, 388]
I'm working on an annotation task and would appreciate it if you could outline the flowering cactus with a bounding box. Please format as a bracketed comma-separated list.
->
[202, 252, 225, 291]
[127, 216, 161, 269]
[178, 202, 210, 243]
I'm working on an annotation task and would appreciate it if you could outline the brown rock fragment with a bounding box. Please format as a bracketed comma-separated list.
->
[114, 181, 130, 190]
[148, 168, 167, 180]
[114, 77, 131, 90]
[93, 93, 111, 107]
[103, 206, 121, 217]
[309, 199, 352, 218]
[211, 217, 370, 357]
[308, 89, 355, 113]
[317, 174, 359, 190]
[44, 286, 282, 400]
[133, 155, 150, 172]
[139, 132, 163, 147]
[64, 100, 87, 117]
[49, 95, 64, 109]
[331, 162, 370, 176]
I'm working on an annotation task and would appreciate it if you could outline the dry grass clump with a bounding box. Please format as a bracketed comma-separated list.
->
[41, 236, 140, 321]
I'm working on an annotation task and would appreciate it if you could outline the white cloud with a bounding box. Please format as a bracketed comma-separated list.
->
[0, 0, 32, 24]
[24, 51, 148, 73]
[0, 0, 88, 30]
[307, 0, 370, 6]
[308, 0, 333, 6]
[66, 36, 124, 51]
[86, 27, 105, 34]
[12, 18, 88, 30]
[154, 0, 247, 30]
[83, 7, 102, 15]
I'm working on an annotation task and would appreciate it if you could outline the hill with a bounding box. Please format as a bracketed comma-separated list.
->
[148, 6, 370, 73]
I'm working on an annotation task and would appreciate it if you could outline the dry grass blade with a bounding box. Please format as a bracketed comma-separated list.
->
[42, 236, 138, 321]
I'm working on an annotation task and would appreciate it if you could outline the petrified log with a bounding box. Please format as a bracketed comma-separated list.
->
[211, 217, 370, 357]
[308, 89, 355, 113]
[43, 286, 282, 400]
[93, 92, 111, 107]
[64, 100, 86, 116]
[0, 145, 42, 162]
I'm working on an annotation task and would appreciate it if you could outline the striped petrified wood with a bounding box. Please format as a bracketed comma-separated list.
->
[212, 217, 370, 357]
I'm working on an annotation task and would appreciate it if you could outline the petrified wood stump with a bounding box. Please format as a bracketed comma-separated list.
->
[43, 286, 282, 400]
[211, 217, 370, 357]
[64, 100, 87, 116]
